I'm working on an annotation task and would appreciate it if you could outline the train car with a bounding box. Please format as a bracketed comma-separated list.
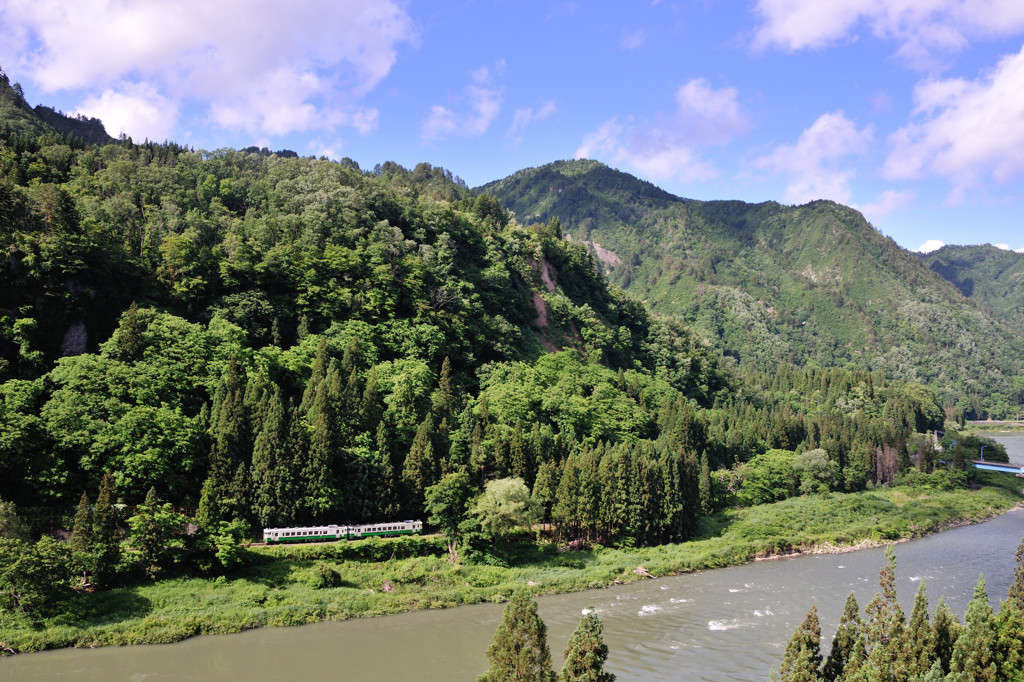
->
[263, 524, 347, 544]
[263, 520, 422, 544]
[348, 519, 423, 539]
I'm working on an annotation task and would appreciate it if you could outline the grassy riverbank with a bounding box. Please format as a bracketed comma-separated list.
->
[3, 472, 1021, 653]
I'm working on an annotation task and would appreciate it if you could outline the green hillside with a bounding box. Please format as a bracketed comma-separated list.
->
[922, 244, 1024, 327]
[482, 160, 1024, 418]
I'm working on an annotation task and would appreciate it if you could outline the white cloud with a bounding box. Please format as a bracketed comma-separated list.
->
[421, 66, 503, 142]
[751, 0, 1024, 68]
[76, 82, 179, 142]
[915, 239, 946, 253]
[0, 0, 416, 139]
[507, 101, 557, 140]
[752, 111, 873, 205]
[882, 46, 1024, 204]
[575, 79, 749, 183]
[857, 188, 917, 221]
[621, 29, 647, 50]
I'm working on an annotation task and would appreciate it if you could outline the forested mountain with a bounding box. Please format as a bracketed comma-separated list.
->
[921, 244, 1024, 328]
[0, 92, 962, 550]
[481, 160, 1024, 419]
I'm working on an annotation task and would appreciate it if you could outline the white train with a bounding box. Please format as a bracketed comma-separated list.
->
[263, 519, 423, 544]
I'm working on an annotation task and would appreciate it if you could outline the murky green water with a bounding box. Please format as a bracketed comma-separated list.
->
[3, 509, 1021, 681]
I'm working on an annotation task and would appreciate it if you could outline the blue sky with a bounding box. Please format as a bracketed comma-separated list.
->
[2, 1, 1024, 253]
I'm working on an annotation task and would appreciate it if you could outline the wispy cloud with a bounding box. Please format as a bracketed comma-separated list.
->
[750, 0, 1024, 69]
[752, 111, 873, 205]
[621, 29, 647, 50]
[0, 0, 416, 141]
[576, 79, 750, 183]
[507, 101, 556, 142]
[421, 65, 504, 142]
[883, 45, 1024, 204]
[857, 188, 916, 222]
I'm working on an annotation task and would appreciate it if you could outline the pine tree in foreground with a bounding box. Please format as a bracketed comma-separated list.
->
[480, 590, 556, 681]
[822, 593, 862, 682]
[776, 604, 822, 681]
[561, 608, 615, 682]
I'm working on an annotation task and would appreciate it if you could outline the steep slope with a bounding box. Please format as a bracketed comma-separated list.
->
[482, 160, 1024, 418]
[921, 244, 1024, 327]
[0, 69, 114, 144]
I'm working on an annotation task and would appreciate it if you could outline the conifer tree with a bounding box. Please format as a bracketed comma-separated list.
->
[299, 336, 329, 417]
[70, 491, 93, 554]
[901, 581, 936, 678]
[561, 608, 615, 682]
[698, 451, 713, 516]
[991, 597, 1024, 681]
[92, 471, 121, 585]
[250, 386, 286, 527]
[1009, 536, 1024, 612]
[823, 593, 863, 682]
[948, 575, 997, 681]
[778, 605, 823, 681]
[862, 548, 904, 678]
[116, 301, 144, 361]
[480, 590, 556, 681]
[303, 396, 337, 524]
[204, 358, 250, 525]
[932, 597, 961, 675]
[431, 356, 457, 424]
[402, 416, 435, 514]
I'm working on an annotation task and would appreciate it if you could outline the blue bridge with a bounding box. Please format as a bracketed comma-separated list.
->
[972, 461, 1024, 477]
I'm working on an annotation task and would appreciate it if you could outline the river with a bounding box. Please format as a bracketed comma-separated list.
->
[4, 507, 1022, 681]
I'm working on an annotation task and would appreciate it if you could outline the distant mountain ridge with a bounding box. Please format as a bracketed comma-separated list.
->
[921, 244, 1024, 328]
[0, 69, 114, 145]
[481, 160, 1024, 418]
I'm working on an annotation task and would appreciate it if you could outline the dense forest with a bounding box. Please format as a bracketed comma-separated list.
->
[0, 80, 1014, 633]
[482, 160, 1024, 420]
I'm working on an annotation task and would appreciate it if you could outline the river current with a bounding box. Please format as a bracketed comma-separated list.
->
[3, 436, 1022, 681]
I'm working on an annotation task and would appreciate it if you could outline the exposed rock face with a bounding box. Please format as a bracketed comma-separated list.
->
[60, 321, 87, 356]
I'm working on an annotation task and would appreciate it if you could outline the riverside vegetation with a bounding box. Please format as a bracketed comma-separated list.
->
[0, 75, 1022, 658]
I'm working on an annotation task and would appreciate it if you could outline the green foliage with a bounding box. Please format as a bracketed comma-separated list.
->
[479, 590, 556, 682]
[473, 478, 538, 543]
[424, 471, 475, 561]
[127, 488, 186, 580]
[0, 536, 70, 616]
[777, 605, 822, 682]
[735, 449, 799, 506]
[561, 608, 615, 682]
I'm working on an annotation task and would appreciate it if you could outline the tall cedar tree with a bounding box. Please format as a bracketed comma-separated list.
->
[948, 575, 998, 681]
[823, 593, 863, 682]
[561, 609, 615, 682]
[777, 604, 822, 682]
[479, 590, 556, 682]
[92, 471, 121, 586]
[250, 386, 286, 528]
[403, 415, 435, 515]
[70, 491, 92, 554]
[901, 581, 936, 677]
[931, 597, 961, 674]
[862, 548, 904, 678]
